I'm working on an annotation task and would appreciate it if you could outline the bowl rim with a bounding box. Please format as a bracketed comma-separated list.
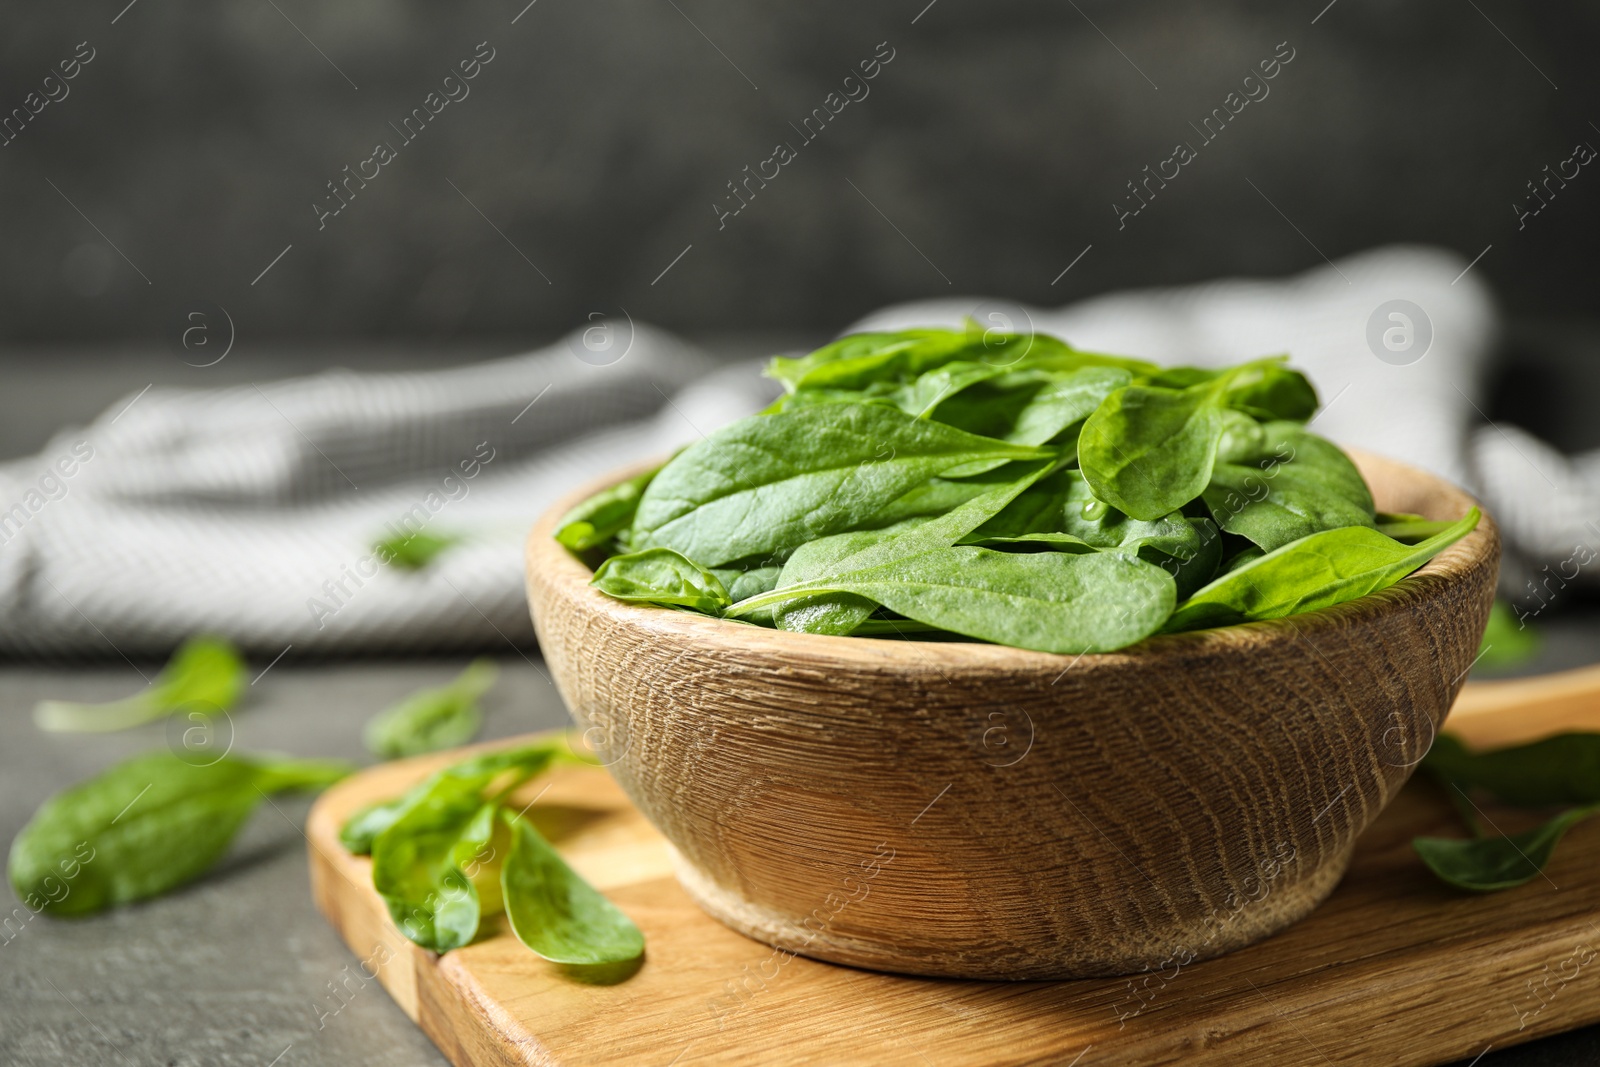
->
[525, 448, 1500, 672]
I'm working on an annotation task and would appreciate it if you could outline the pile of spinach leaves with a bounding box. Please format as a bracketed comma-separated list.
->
[558, 327, 1479, 653]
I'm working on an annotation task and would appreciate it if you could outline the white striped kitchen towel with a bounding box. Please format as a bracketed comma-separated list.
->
[0, 326, 779, 657]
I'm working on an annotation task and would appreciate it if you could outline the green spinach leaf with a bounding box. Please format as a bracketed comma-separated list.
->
[1005, 366, 1134, 446]
[732, 545, 1176, 654]
[1077, 379, 1229, 520]
[767, 327, 1154, 393]
[770, 460, 1057, 635]
[590, 548, 732, 614]
[722, 566, 783, 602]
[34, 636, 247, 734]
[7, 751, 349, 916]
[377, 531, 463, 570]
[555, 464, 664, 552]
[1203, 423, 1375, 553]
[500, 812, 645, 965]
[1414, 805, 1600, 892]
[1423, 734, 1600, 807]
[631, 404, 1049, 566]
[363, 660, 497, 761]
[340, 741, 572, 856]
[1165, 508, 1479, 632]
[1222, 362, 1318, 422]
[371, 775, 497, 951]
[1375, 512, 1461, 544]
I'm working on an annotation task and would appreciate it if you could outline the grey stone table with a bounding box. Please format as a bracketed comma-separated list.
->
[4, 627, 1600, 1067]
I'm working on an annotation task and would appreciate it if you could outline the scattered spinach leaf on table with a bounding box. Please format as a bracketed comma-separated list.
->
[1414, 805, 1600, 892]
[500, 811, 645, 965]
[343, 738, 642, 965]
[377, 530, 463, 570]
[33, 636, 246, 733]
[1423, 734, 1600, 809]
[1472, 599, 1541, 672]
[7, 751, 350, 916]
[363, 659, 498, 760]
[1413, 732, 1600, 891]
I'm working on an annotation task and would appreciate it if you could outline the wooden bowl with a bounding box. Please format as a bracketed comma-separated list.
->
[524, 450, 1499, 980]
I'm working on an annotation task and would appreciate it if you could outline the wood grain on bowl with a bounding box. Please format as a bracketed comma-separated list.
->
[524, 450, 1500, 980]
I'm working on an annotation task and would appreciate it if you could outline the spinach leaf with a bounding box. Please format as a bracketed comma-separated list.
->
[1223, 362, 1318, 422]
[966, 532, 1098, 552]
[1215, 408, 1267, 463]
[1005, 366, 1134, 446]
[500, 812, 645, 965]
[893, 360, 1028, 418]
[723, 566, 782, 602]
[1222, 545, 1266, 573]
[340, 741, 571, 855]
[1414, 731, 1600, 892]
[1423, 734, 1600, 807]
[1474, 599, 1540, 671]
[978, 469, 1222, 598]
[1375, 512, 1460, 544]
[371, 776, 497, 951]
[366, 742, 567, 950]
[590, 549, 732, 613]
[864, 476, 995, 528]
[766, 330, 977, 392]
[377, 531, 463, 570]
[761, 384, 903, 414]
[892, 361, 1129, 446]
[1413, 805, 1600, 892]
[363, 660, 497, 761]
[731, 545, 1176, 654]
[1147, 361, 1316, 422]
[631, 404, 1049, 566]
[769, 526, 901, 636]
[1145, 367, 1219, 389]
[7, 751, 349, 916]
[34, 636, 247, 734]
[766, 327, 1155, 393]
[1164, 508, 1479, 632]
[1077, 379, 1229, 520]
[1203, 423, 1375, 553]
[770, 460, 1057, 635]
[344, 738, 645, 965]
[554, 464, 662, 552]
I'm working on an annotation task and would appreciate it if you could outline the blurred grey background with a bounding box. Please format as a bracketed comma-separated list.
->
[0, 0, 1594, 344]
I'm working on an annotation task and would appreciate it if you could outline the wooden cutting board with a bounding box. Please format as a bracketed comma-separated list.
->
[307, 670, 1600, 1067]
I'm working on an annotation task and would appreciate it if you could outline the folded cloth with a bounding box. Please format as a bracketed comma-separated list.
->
[0, 327, 779, 656]
[0, 244, 1584, 656]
